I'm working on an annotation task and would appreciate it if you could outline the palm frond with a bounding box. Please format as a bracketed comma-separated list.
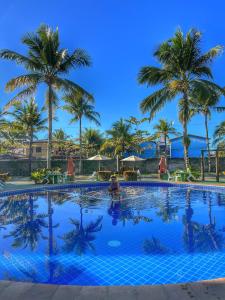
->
[4, 86, 37, 110]
[5, 74, 42, 92]
[140, 87, 176, 118]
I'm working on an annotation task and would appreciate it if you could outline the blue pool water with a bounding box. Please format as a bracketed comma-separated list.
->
[0, 182, 225, 286]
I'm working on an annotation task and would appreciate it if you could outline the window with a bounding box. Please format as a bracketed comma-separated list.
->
[36, 147, 42, 153]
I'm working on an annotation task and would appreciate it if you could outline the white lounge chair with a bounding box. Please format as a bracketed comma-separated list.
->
[167, 170, 174, 181]
[187, 168, 197, 182]
[88, 171, 97, 181]
[137, 169, 142, 181]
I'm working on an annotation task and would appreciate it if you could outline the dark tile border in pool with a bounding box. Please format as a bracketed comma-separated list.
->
[1, 181, 225, 197]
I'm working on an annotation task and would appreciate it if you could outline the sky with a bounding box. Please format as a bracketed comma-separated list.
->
[1, 0, 225, 140]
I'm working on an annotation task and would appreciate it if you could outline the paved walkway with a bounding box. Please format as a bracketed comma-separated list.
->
[0, 279, 225, 299]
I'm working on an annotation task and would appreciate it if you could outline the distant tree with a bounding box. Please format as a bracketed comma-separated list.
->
[8, 98, 46, 174]
[213, 121, 225, 147]
[63, 92, 100, 173]
[189, 87, 224, 172]
[101, 118, 134, 157]
[83, 128, 104, 157]
[153, 119, 178, 159]
[138, 28, 223, 169]
[53, 129, 70, 142]
[0, 24, 91, 168]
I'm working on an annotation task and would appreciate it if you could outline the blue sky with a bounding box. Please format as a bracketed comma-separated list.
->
[1, 0, 225, 140]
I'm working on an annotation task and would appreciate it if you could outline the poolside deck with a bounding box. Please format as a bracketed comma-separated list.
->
[0, 278, 225, 299]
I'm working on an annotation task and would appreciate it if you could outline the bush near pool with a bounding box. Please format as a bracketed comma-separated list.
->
[97, 171, 112, 181]
[123, 170, 137, 181]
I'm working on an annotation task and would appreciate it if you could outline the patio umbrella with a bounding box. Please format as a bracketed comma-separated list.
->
[121, 155, 146, 171]
[87, 154, 111, 171]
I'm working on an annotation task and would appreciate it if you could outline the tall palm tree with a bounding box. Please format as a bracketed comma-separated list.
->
[138, 28, 223, 169]
[153, 119, 178, 159]
[101, 118, 133, 157]
[0, 24, 92, 168]
[83, 128, 104, 157]
[63, 92, 100, 174]
[8, 98, 46, 174]
[189, 88, 224, 172]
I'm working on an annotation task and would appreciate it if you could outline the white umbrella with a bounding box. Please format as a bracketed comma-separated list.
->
[121, 155, 146, 171]
[87, 154, 111, 171]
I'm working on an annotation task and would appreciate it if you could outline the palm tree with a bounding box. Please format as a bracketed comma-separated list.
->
[138, 28, 223, 169]
[63, 92, 100, 174]
[189, 88, 224, 172]
[101, 118, 133, 157]
[214, 121, 225, 147]
[8, 98, 46, 174]
[53, 128, 70, 142]
[0, 24, 91, 168]
[83, 128, 104, 157]
[153, 119, 178, 159]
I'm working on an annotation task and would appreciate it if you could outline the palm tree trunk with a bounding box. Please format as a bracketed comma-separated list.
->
[47, 85, 53, 169]
[183, 122, 190, 170]
[28, 130, 33, 176]
[204, 113, 211, 172]
[164, 134, 168, 170]
[79, 117, 82, 174]
[182, 93, 190, 170]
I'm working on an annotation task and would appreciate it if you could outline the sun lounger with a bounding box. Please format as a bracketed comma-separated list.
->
[137, 169, 142, 181]
[88, 171, 97, 181]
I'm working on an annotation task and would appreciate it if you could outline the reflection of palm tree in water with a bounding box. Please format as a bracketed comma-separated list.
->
[3, 192, 85, 284]
[183, 189, 195, 252]
[183, 190, 224, 252]
[62, 201, 103, 255]
[4, 194, 47, 250]
[157, 190, 179, 222]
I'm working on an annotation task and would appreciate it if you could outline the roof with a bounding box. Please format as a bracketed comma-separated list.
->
[170, 134, 207, 142]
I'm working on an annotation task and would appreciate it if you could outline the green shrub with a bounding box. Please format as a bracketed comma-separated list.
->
[97, 171, 112, 181]
[31, 167, 62, 184]
[188, 167, 200, 179]
[123, 170, 137, 181]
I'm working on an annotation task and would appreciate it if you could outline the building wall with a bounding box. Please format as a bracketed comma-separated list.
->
[171, 137, 207, 158]
[125, 142, 157, 159]
[25, 142, 61, 159]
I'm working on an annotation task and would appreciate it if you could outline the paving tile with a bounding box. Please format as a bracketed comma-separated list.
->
[53, 285, 82, 300]
[77, 286, 108, 300]
[136, 285, 168, 300]
[22, 283, 58, 300]
[197, 281, 225, 299]
[107, 286, 138, 300]
[0, 281, 34, 300]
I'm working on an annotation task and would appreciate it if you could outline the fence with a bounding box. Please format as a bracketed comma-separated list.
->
[201, 149, 225, 182]
[0, 157, 208, 177]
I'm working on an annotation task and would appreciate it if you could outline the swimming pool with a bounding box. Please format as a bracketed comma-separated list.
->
[0, 182, 225, 286]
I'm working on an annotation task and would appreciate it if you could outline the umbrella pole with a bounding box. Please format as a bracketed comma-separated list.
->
[99, 161, 100, 171]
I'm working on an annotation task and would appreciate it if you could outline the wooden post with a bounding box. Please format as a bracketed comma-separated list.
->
[201, 150, 205, 181]
[216, 150, 219, 182]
